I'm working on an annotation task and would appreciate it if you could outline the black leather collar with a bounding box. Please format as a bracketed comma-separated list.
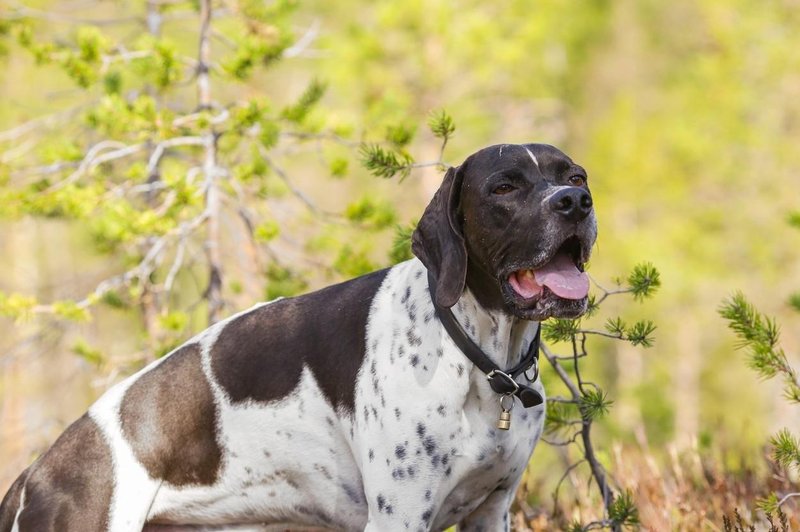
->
[428, 272, 544, 408]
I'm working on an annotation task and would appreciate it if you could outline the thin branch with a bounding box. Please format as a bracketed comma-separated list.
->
[548, 396, 579, 404]
[31, 211, 209, 315]
[541, 342, 619, 531]
[283, 19, 321, 58]
[198, 0, 223, 325]
[0, 105, 86, 143]
[541, 431, 582, 447]
[3, 3, 141, 25]
[146, 136, 206, 176]
[552, 458, 587, 512]
[588, 274, 632, 306]
[44, 141, 146, 191]
[579, 329, 625, 340]
[777, 492, 800, 508]
[163, 233, 188, 297]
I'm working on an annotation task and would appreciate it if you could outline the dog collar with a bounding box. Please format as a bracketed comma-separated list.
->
[427, 272, 544, 410]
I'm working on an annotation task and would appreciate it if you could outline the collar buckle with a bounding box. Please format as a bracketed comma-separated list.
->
[486, 369, 520, 395]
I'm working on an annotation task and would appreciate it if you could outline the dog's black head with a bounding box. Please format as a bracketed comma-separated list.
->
[412, 143, 597, 321]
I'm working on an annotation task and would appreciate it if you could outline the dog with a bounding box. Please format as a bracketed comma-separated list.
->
[0, 143, 596, 532]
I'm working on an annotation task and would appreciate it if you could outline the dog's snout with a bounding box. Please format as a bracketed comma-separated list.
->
[549, 187, 593, 222]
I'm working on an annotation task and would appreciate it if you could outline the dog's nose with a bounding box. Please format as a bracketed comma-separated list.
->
[549, 187, 593, 222]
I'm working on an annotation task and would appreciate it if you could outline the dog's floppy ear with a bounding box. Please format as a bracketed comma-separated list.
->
[412, 165, 467, 308]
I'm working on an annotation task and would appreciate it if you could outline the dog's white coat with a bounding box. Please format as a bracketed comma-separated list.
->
[78, 259, 543, 531]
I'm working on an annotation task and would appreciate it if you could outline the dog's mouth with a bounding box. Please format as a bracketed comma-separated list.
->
[501, 236, 590, 318]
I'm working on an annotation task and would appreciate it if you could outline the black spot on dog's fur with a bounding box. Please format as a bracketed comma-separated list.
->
[211, 269, 390, 414]
[422, 436, 437, 456]
[395, 444, 407, 459]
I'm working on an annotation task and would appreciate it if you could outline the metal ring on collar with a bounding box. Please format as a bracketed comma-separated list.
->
[499, 393, 515, 411]
[524, 358, 539, 382]
[486, 369, 520, 394]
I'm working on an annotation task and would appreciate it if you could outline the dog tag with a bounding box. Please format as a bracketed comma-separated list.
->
[497, 394, 514, 430]
[497, 409, 511, 430]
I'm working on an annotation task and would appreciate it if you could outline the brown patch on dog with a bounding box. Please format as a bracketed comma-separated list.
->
[12, 414, 113, 531]
[120, 343, 222, 486]
[0, 466, 29, 531]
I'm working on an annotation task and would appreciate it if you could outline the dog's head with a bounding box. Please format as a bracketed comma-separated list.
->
[412, 143, 597, 321]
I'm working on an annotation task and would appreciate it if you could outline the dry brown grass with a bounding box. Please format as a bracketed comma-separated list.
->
[512, 442, 799, 531]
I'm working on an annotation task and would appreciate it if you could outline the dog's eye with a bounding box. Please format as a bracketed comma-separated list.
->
[492, 184, 516, 195]
[568, 175, 586, 187]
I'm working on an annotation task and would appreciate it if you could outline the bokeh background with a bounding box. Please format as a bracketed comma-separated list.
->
[1, 0, 799, 528]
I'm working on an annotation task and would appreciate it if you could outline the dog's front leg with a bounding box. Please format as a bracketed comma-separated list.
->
[456, 487, 515, 532]
[361, 487, 439, 532]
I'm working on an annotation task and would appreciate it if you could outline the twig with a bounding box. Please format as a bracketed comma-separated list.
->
[552, 458, 587, 513]
[283, 19, 321, 58]
[31, 211, 209, 315]
[541, 342, 619, 531]
[777, 492, 800, 508]
[0, 105, 86, 143]
[197, 0, 223, 325]
[44, 141, 145, 192]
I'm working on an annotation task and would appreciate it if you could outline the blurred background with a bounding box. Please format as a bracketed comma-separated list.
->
[1, 0, 799, 528]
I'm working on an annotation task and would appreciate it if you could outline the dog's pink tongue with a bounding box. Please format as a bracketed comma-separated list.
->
[533, 254, 590, 300]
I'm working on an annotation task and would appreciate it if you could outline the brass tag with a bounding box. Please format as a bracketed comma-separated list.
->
[497, 409, 511, 430]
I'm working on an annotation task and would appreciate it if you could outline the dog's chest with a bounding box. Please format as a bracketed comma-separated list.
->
[354, 260, 544, 528]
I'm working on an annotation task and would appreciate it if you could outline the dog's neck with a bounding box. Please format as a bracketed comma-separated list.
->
[450, 287, 539, 370]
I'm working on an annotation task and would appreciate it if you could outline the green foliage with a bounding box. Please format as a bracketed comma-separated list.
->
[567, 522, 585, 532]
[544, 401, 579, 434]
[604, 317, 626, 337]
[100, 290, 128, 309]
[130, 36, 183, 89]
[345, 197, 397, 228]
[389, 222, 416, 265]
[222, 16, 294, 80]
[254, 221, 281, 242]
[720, 292, 800, 477]
[788, 211, 800, 229]
[542, 318, 580, 343]
[0, 291, 37, 320]
[608, 490, 641, 528]
[627, 262, 661, 301]
[427, 109, 455, 141]
[770, 429, 800, 472]
[265, 265, 308, 300]
[579, 388, 612, 421]
[72, 338, 104, 366]
[626, 320, 657, 348]
[720, 293, 790, 381]
[329, 157, 349, 178]
[52, 300, 91, 322]
[583, 294, 599, 318]
[334, 245, 376, 277]
[386, 123, 416, 148]
[158, 311, 190, 333]
[788, 293, 800, 313]
[281, 79, 327, 124]
[359, 144, 413, 179]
